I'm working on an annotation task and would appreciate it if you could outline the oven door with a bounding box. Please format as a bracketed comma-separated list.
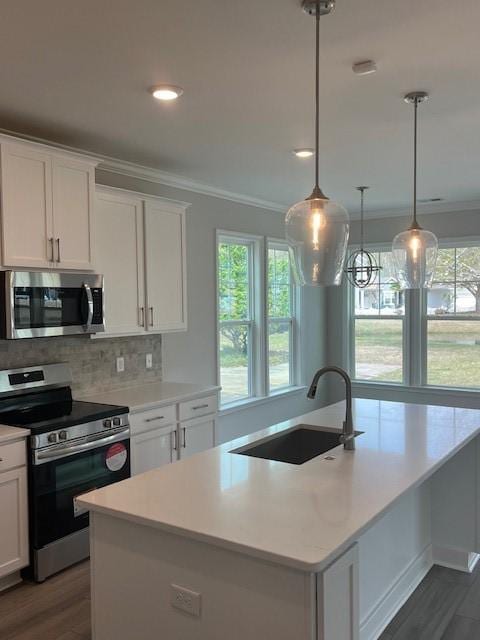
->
[30, 431, 130, 549]
[5, 271, 105, 338]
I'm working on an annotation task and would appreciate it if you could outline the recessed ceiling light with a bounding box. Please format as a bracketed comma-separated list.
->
[293, 148, 314, 158]
[150, 85, 184, 101]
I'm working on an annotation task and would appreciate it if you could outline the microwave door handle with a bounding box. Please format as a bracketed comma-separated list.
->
[82, 283, 94, 329]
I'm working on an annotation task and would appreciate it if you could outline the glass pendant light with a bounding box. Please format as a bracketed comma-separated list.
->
[345, 187, 381, 288]
[392, 92, 438, 289]
[285, 0, 349, 287]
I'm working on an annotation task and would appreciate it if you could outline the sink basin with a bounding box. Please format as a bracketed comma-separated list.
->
[232, 424, 362, 465]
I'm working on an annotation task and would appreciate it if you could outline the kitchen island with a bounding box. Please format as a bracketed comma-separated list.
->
[78, 399, 480, 640]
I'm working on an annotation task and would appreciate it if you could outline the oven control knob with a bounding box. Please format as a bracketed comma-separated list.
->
[59, 430, 67, 441]
[113, 417, 121, 427]
[48, 433, 57, 443]
[103, 419, 112, 429]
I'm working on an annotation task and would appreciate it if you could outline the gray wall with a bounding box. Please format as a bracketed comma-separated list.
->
[0, 334, 162, 397]
[327, 208, 480, 407]
[96, 169, 327, 443]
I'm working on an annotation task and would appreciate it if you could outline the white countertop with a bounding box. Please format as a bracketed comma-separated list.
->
[78, 399, 480, 572]
[81, 381, 220, 413]
[0, 425, 30, 443]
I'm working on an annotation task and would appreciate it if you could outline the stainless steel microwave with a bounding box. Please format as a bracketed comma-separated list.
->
[0, 271, 105, 339]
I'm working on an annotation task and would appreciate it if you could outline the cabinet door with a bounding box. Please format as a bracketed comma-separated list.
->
[318, 544, 359, 640]
[95, 189, 146, 336]
[0, 143, 53, 268]
[144, 201, 187, 332]
[52, 157, 95, 270]
[0, 467, 28, 578]
[179, 417, 215, 459]
[131, 427, 176, 475]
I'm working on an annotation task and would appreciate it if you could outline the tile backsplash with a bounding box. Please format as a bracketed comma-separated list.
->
[0, 334, 162, 396]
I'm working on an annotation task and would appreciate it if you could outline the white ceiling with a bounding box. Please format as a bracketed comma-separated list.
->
[2, 0, 480, 215]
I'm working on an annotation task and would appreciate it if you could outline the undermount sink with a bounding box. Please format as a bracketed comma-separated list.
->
[232, 425, 363, 465]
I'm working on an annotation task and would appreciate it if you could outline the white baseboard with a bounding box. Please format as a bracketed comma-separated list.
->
[0, 571, 22, 592]
[360, 544, 433, 640]
[433, 546, 480, 573]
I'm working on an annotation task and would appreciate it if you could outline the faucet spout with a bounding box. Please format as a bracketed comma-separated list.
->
[307, 366, 355, 451]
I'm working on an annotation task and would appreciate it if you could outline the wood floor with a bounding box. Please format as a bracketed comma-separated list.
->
[0, 562, 91, 640]
[0, 561, 480, 639]
[380, 562, 480, 640]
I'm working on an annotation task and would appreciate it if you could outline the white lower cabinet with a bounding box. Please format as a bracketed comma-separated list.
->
[318, 544, 359, 640]
[131, 426, 176, 476]
[179, 417, 215, 460]
[0, 440, 29, 580]
[130, 393, 217, 475]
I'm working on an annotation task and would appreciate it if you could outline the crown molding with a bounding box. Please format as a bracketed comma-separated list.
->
[350, 199, 480, 221]
[98, 157, 286, 213]
[0, 127, 286, 214]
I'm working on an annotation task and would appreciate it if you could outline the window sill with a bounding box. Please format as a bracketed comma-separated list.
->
[352, 380, 480, 398]
[219, 386, 307, 416]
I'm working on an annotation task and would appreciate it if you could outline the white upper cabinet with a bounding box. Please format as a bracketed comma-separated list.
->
[95, 186, 189, 336]
[0, 138, 97, 270]
[144, 200, 187, 332]
[1, 143, 53, 268]
[52, 156, 95, 270]
[95, 189, 145, 335]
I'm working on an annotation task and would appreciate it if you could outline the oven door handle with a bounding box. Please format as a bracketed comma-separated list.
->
[34, 427, 130, 465]
[82, 282, 94, 330]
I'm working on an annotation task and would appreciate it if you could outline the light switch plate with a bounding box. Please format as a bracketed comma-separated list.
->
[116, 357, 125, 373]
[170, 584, 201, 617]
[146, 353, 153, 369]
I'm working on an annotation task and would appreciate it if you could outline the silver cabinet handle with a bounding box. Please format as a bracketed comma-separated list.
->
[56, 238, 61, 263]
[49, 238, 55, 262]
[172, 430, 177, 451]
[149, 307, 154, 327]
[144, 416, 165, 423]
[182, 427, 186, 448]
[192, 404, 209, 411]
[139, 307, 145, 327]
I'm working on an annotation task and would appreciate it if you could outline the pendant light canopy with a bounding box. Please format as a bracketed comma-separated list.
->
[392, 92, 438, 289]
[345, 187, 381, 288]
[285, 0, 349, 287]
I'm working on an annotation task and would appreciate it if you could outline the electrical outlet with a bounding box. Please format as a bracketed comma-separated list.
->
[146, 353, 153, 369]
[170, 584, 201, 617]
[116, 357, 125, 373]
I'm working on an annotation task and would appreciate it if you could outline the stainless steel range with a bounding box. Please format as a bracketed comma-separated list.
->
[0, 363, 129, 582]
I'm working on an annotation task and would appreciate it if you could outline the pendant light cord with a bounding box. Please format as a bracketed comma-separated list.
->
[314, 3, 320, 191]
[360, 188, 365, 250]
[413, 97, 418, 226]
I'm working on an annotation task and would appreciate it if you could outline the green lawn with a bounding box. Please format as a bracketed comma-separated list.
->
[355, 319, 480, 388]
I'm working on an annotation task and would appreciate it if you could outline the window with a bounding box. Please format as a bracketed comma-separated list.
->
[351, 251, 405, 383]
[349, 241, 480, 392]
[217, 234, 298, 407]
[427, 246, 480, 388]
[217, 238, 254, 404]
[268, 243, 294, 391]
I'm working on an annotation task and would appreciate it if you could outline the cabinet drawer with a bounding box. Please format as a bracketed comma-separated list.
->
[130, 404, 176, 436]
[179, 395, 217, 422]
[0, 440, 26, 473]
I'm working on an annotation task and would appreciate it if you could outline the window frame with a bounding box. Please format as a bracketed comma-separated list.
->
[347, 236, 480, 394]
[216, 231, 301, 409]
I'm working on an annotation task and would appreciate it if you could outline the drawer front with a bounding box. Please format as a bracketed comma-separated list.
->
[179, 395, 217, 422]
[0, 440, 26, 473]
[130, 404, 176, 435]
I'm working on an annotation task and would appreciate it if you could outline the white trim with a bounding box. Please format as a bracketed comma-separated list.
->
[95, 183, 190, 211]
[219, 386, 307, 416]
[432, 546, 480, 573]
[350, 199, 480, 221]
[359, 544, 433, 640]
